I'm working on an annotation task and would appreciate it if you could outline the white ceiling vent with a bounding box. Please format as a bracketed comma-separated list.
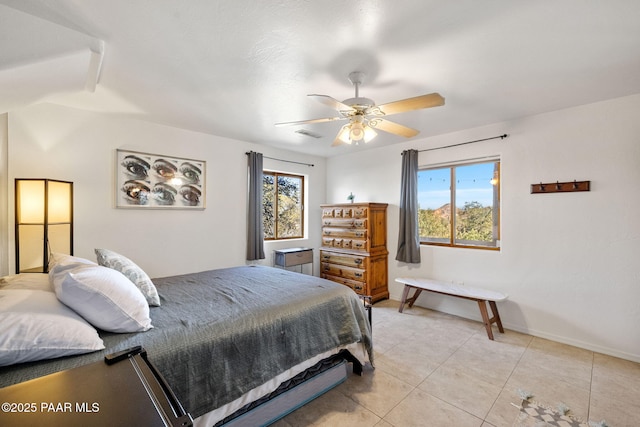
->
[295, 129, 322, 139]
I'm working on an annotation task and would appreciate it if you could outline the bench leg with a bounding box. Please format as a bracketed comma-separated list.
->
[477, 300, 505, 340]
[489, 301, 504, 333]
[398, 286, 423, 313]
[477, 300, 495, 340]
[407, 289, 422, 308]
[398, 285, 411, 313]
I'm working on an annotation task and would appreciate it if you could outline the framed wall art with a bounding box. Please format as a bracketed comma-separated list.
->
[116, 149, 206, 209]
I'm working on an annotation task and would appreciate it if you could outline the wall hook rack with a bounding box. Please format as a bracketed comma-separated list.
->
[531, 180, 590, 194]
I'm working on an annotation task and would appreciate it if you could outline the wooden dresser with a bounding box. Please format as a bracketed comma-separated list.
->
[320, 202, 389, 303]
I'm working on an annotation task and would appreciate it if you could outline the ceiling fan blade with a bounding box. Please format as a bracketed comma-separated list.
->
[308, 94, 355, 112]
[331, 136, 344, 147]
[275, 116, 345, 127]
[369, 118, 420, 138]
[375, 93, 445, 116]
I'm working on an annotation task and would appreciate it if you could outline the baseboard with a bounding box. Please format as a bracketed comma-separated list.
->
[503, 322, 640, 364]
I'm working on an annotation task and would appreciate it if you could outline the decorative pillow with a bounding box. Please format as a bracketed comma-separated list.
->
[51, 264, 153, 333]
[49, 253, 97, 269]
[0, 289, 104, 367]
[94, 249, 160, 306]
[0, 273, 53, 292]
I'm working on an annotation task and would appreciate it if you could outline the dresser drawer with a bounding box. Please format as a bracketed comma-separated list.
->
[322, 274, 366, 294]
[321, 263, 366, 282]
[322, 227, 367, 239]
[322, 237, 335, 247]
[322, 218, 366, 228]
[340, 239, 352, 249]
[350, 239, 368, 251]
[352, 207, 368, 218]
[353, 218, 367, 228]
[320, 251, 366, 268]
[322, 218, 355, 227]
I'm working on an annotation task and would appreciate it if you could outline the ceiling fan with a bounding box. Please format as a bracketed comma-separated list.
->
[275, 71, 445, 146]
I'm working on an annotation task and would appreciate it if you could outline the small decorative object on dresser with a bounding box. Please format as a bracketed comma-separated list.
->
[320, 202, 389, 303]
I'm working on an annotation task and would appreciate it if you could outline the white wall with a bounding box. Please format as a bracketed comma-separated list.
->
[7, 103, 326, 278]
[327, 94, 640, 362]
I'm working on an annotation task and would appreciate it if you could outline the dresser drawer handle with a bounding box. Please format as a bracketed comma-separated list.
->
[354, 259, 363, 265]
[354, 272, 363, 278]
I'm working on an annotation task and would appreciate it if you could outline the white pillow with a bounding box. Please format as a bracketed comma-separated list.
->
[95, 249, 160, 307]
[49, 253, 97, 269]
[51, 264, 153, 333]
[0, 274, 52, 292]
[0, 289, 104, 367]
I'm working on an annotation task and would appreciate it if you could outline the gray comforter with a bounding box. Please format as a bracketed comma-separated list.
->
[0, 266, 373, 418]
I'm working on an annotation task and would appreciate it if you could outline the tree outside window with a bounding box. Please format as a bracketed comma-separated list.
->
[418, 160, 500, 249]
[263, 171, 304, 240]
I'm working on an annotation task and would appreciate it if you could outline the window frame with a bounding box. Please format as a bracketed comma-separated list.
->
[262, 170, 305, 241]
[418, 159, 500, 251]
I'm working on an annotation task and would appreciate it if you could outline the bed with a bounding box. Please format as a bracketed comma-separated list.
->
[0, 258, 373, 426]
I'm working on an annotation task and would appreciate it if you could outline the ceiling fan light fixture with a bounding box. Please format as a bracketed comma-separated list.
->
[349, 121, 365, 141]
[337, 124, 352, 144]
[363, 125, 377, 143]
[278, 71, 444, 147]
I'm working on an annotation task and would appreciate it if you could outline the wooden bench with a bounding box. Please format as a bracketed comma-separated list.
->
[395, 277, 508, 340]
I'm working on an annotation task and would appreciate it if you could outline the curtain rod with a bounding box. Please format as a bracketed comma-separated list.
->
[407, 134, 508, 154]
[245, 151, 314, 167]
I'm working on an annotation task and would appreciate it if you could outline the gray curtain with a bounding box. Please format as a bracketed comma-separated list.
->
[395, 149, 421, 263]
[247, 151, 265, 260]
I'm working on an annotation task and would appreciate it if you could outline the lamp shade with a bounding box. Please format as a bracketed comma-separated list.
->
[15, 179, 73, 273]
[349, 121, 365, 141]
[337, 124, 352, 144]
[362, 125, 377, 143]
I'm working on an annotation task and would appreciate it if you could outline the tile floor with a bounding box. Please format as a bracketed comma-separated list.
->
[273, 300, 640, 427]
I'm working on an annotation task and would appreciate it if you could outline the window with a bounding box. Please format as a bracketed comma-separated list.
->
[418, 160, 500, 249]
[263, 171, 304, 240]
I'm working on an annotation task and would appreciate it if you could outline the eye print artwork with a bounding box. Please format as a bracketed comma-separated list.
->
[117, 150, 205, 209]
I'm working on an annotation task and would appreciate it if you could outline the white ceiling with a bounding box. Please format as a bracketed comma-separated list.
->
[2, 0, 640, 157]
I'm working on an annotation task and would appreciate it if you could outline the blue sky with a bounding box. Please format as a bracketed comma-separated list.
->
[418, 162, 496, 209]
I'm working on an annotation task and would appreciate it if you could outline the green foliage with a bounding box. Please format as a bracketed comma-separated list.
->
[262, 173, 303, 240]
[419, 201, 494, 244]
[456, 201, 493, 242]
[276, 176, 302, 238]
[262, 175, 275, 238]
[419, 208, 449, 239]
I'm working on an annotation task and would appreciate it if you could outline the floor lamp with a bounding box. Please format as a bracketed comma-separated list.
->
[15, 179, 73, 273]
